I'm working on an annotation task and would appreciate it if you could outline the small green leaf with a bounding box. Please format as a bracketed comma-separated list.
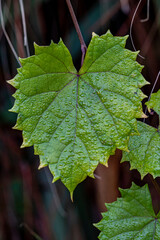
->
[122, 121, 160, 178]
[9, 31, 147, 195]
[95, 183, 160, 240]
[146, 90, 160, 117]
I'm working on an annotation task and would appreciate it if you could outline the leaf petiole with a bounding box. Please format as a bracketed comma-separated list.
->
[65, 0, 87, 66]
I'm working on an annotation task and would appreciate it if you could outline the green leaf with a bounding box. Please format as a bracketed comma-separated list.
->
[95, 183, 160, 240]
[146, 90, 160, 117]
[122, 121, 160, 178]
[9, 31, 147, 195]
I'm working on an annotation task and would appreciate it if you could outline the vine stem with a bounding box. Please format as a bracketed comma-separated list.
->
[20, 223, 42, 240]
[19, 0, 30, 57]
[65, 0, 87, 66]
[0, 0, 21, 66]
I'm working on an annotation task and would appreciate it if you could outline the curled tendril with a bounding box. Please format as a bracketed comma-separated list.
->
[130, 0, 150, 59]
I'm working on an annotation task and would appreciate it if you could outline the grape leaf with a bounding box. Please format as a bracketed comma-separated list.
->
[146, 89, 160, 117]
[95, 183, 160, 240]
[122, 121, 160, 178]
[9, 31, 147, 195]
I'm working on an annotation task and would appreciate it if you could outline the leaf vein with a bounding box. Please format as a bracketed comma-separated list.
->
[80, 78, 119, 135]
[85, 43, 123, 72]
[26, 77, 77, 141]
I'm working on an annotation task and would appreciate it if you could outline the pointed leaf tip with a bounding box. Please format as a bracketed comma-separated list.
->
[33, 42, 39, 48]
[92, 32, 98, 37]
[7, 79, 12, 85]
[38, 163, 47, 169]
[106, 29, 113, 36]
[141, 113, 148, 118]
[70, 192, 73, 202]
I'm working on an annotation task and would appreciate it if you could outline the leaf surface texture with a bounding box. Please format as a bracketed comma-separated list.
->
[9, 31, 147, 194]
[122, 121, 160, 178]
[95, 184, 160, 240]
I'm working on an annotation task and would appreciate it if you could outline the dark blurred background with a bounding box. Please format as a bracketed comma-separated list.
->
[0, 0, 160, 239]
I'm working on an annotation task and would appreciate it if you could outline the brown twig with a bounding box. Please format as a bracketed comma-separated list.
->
[65, 0, 87, 66]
